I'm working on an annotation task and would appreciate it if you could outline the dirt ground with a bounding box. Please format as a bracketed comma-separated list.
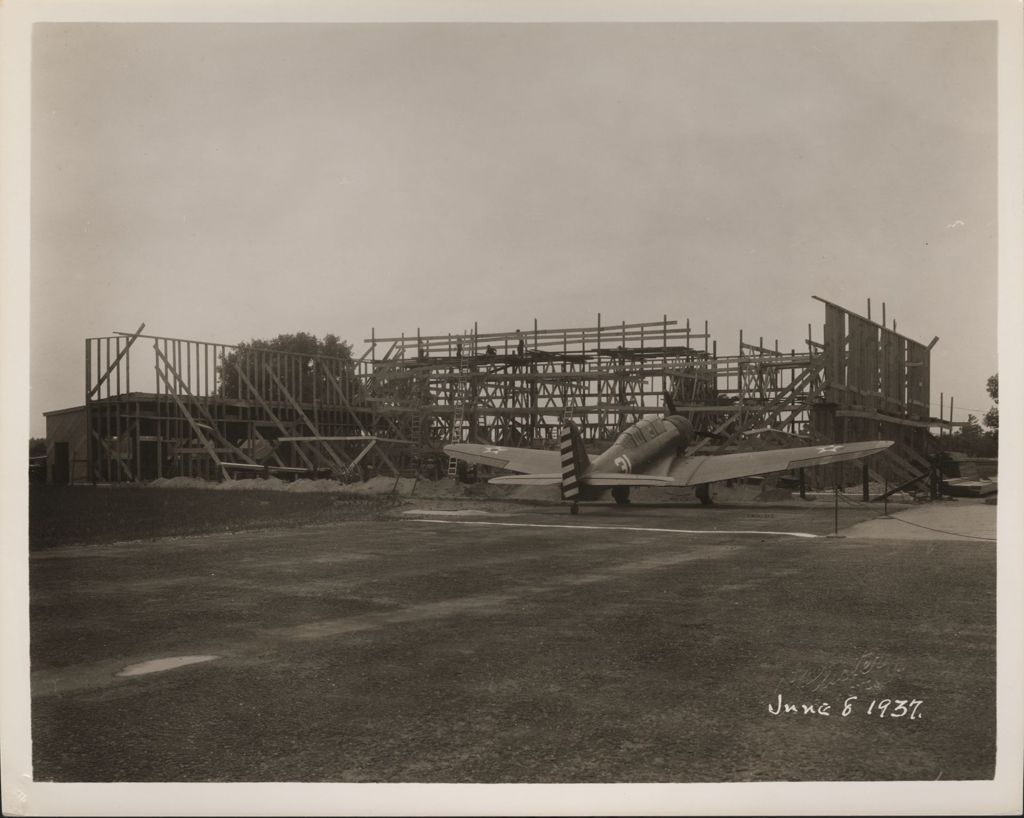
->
[28, 485, 995, 783]
[29, 475, 918, 550]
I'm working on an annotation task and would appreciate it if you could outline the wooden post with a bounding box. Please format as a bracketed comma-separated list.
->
[85, 339, 94, 483]
[135, 398, 142, 483]
[862, 462, 870, 502]
[662, 314, 668, 394]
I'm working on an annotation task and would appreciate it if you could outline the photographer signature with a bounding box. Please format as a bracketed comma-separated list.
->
[774, 651, 905, 695]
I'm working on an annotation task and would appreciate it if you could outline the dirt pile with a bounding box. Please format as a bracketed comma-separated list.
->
[142, 474, 868, 505]
[147, 474, 424, 496]
[149, 475, 345, 493]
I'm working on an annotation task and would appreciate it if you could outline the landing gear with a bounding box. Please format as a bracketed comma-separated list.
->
[696, 482, 714, 506]
[612, 486, 631, 505]
[570, 501, 580, 515]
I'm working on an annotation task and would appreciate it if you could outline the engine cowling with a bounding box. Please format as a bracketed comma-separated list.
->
[665, 415, 695, 452]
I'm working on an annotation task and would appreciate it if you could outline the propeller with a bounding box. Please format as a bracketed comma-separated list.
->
[663, 391, 726, 440]
[696, 428, 727, 441]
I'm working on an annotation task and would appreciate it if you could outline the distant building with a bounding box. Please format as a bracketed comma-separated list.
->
[43, 405, 89, 484]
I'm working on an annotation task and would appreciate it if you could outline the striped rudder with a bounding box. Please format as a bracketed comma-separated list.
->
[559, 421, 586, 501]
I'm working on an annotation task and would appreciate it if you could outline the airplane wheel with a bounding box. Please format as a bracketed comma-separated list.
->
[570, 502, 580, 515]
[696, 483, 714, 505]
[612, 486, 631, 505]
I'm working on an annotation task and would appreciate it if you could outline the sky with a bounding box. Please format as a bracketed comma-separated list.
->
[28, 20, 998, 436]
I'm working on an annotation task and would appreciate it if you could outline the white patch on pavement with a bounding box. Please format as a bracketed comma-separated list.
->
[410, 519, 818, 538]
[402, 509, 508, 517]
[115, 655, 220, 677]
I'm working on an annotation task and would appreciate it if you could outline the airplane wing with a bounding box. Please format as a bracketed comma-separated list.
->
[489, 472, 677, 487]
[443, 443, 562, 474]
[488, 474, 562, 485]
[667, 440, 894, 487]
[582, 473, 677, 487]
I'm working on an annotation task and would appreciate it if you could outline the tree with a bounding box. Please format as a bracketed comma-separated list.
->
[944, 413, 997, 458]
[217, 332, 355, 402]
[983, 373, 998, 434]
[955, 414, 985, 451]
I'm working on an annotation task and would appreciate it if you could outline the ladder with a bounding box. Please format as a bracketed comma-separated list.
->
[447, 406, 465, 478]
[408, 412, 424, 477]
[554, 403, 573, 441]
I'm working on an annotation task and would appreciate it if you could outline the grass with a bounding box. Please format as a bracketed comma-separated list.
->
[29, 484, 400, 549]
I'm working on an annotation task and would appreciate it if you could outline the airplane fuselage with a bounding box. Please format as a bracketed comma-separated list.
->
[577, 415, 695, 499]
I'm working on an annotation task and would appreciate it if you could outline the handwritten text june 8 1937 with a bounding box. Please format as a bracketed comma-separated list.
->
[767, 694, 923, 719]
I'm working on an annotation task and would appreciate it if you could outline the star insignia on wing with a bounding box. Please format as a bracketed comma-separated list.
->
[817, 444, 843, 453]
[482, 446, 505, 454]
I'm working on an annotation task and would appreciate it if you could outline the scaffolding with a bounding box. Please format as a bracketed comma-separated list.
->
[360, 316, 714, 453]
[83, 326, 404, 483]
[72, 297, 949, 489]
[360, 298, 947, 489]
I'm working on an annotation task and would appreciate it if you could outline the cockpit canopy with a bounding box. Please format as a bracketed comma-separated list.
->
[612, 415, 694, 450]
[613, 417, 673, 449]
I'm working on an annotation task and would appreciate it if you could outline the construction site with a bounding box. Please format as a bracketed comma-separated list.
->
[44, 296, 956, 498]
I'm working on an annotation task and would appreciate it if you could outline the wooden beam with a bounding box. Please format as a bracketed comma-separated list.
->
[90, 427, 136, 482]
[364, 319, 682, 345]
[318, 363, 369, 434]
[264, 364, 349, 474]
[812, 295, 927, 346]
[835, 409, 950, 429]
[232, 364, 317, 471]
[871, 471, 930, 503]
[347, 439, 378, 469]
[252, 429, 287, 468]
[89, 323, 145, 398]
[154, 345, 258, 465]
[221, 462, 323, 475]
[153, 363, 229, 481]
[115, 329, 352, 366]
[277, 436, 413, 443]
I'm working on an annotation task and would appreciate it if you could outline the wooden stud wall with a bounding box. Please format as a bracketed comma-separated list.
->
[83, 332, 378, 483]
[77, 298, 940, 486]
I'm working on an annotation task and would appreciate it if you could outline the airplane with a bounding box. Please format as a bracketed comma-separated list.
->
[443, 398, 894, 514]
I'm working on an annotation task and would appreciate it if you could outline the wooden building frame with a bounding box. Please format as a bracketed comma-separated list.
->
[360, 297, 947, 488]
[67, 297, 948, 488]
[82, 328, 402, 483]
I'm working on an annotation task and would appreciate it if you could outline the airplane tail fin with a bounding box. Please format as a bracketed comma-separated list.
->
[559, 420, 588, 501]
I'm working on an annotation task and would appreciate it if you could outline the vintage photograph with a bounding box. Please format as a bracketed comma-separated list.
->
[3, 1, 1021, 815]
